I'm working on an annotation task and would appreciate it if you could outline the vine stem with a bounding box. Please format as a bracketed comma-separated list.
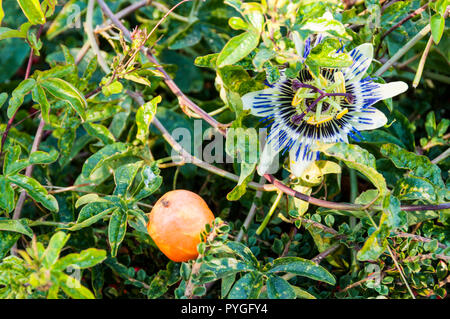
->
[99, 0, 450, 213]
[86, 0, 111, 74]
[349, 168, 359, 272]
[236, 176, 265, 242]
[311, 243, 341, 264]
[387, 245, 416, 299]
[431, 148, 450, 164]
[96, 0, 228, 132]
[0, 23, 45, 157]
[365, 211, 415, 299]
[126, 91, 270, 192]
[413, 35, 433, 88]
[13, 118, 46, 220]
[375, 2, 429, 58]
[10, 20, 47, 220]
[184, 225, 219, 299]
[75, 0, 154, 64]
[374, 23, 431, 77]
[255, 191, 283, 235]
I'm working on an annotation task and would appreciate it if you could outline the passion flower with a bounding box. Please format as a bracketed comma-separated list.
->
[242, 41, 408, 177]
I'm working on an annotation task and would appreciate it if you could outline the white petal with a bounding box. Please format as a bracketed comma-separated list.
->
[343, 43, 373, 83]
[257, 138, 282, 176]
[340, 133, 349, 143]
[289, 144, 315, 177]
[375, 81, 408, 100]
[350, 107, 388, 131]
[292, 31, 304, 58]
[241, 89, 273, 117]
[346, 80, 408, 111]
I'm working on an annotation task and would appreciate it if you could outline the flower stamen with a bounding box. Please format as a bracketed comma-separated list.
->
[291, 78, 354, 125]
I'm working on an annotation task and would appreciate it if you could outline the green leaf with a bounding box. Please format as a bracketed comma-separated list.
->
[169, 22, 203, 50]
[147, 263, 180, 298]
[436, 118, 450, 137]
[75, 194, 106, 209]
[0, 22, 32, 41]
[7, 78, 36, 118]
[31, 84, 51, 123]
[3, 145, 29, 176]
[266, 275, 296, 299]
[136, 96, 161, 144]
[430, 14, 445, 44]
[253, 48, 276, 71]
[241, 2, 264, 31]
[53, 248, 106, 271]
[380, 143, 444, 189]
[76, 201, 115, 224]
[113, 162, 142, 197]
[226, 241, 259, 267]
[36, 64, 76, 81]
[228, 16, 249, 30]
[202, 257, 256, 279]
[7, 174, 59, 212]
[301, 16, 350, 39]
[80, 142, 129, 178]
[0, 218, 33, 238]
[46, 0, 86, 40]
[67, 207, 114, 231]
[425, 111, 436, 138]
[58, 273, 95, 299]
[108, 209, 128, 257]
[132, 164, 163, 202]
[0, 92, 7, 108]
[123, 73, 152, 87]
[42, 231, 70, 268]
[101, 80, 123, 97]
[292, 286, 316, 299]
[225, 125, 258, 200]
[265, 257, 336, 285]
[221, 273, 236, 298]
[29, 149, 59, 165]
[0, 176, 15, 213]
[0, 231, 21, 260]
[17, 0, 46, 25]
[320, 143, 387, 196]
[40, 77, 87, 121]
[357, 213, 389, 261]
[306, 38, 353, 70]
[83, 122, 115, 145]
[393, 176, 437, 202]
[383, 194, 405, 229]
[216, 30, 259, 68]
[218, 65, 263, 95]
[194, 53, 219, 69]
[228, 272, 263, 299]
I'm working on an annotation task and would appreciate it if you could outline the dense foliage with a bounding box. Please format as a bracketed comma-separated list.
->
[0, 0, 449, 299]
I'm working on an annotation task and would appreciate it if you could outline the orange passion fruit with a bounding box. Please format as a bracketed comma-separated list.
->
[147, 190, 215, 262]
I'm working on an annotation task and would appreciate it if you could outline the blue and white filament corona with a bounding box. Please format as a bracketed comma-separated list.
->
[242, 39, 408, 177]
